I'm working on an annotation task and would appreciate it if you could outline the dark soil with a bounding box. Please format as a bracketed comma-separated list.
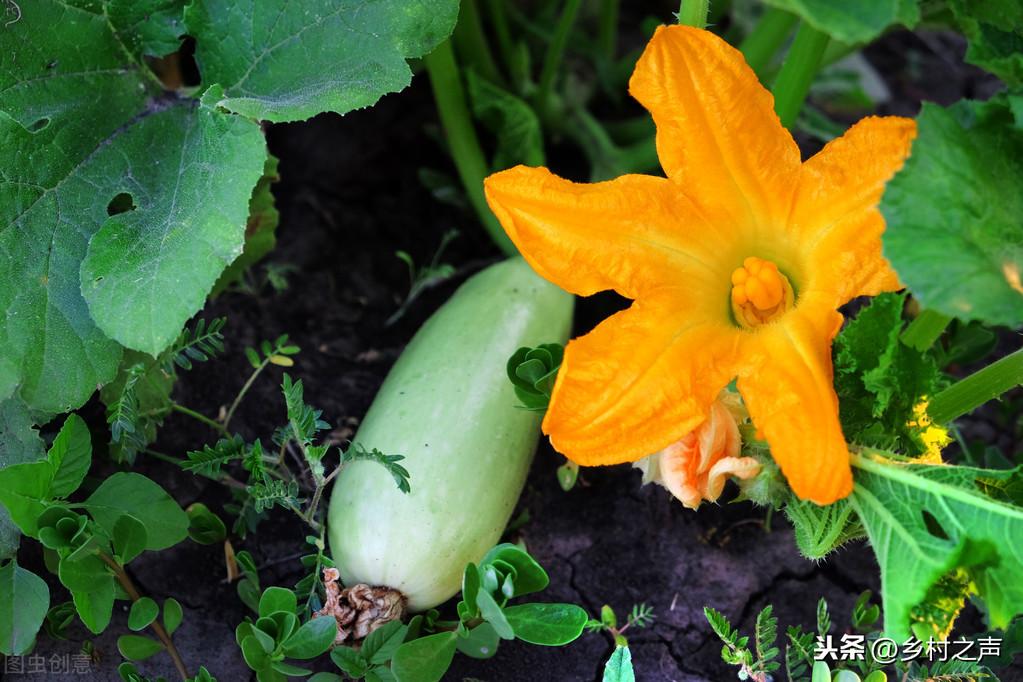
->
[19, 26, 1023, 682]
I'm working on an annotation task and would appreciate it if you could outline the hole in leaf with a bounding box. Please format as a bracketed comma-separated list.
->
[27, 118, 49, 132]
[106, 192, 136, 216]
[922, 510, 950, 540]
[147, 36, 201, 90]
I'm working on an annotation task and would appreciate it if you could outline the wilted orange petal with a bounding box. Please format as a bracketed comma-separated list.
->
[484, 166, 731, 300]
[543, 293, 742, 466]
[629, 24, 800, 230]
[793, 116, 916, 303]
[737, 293, 851, 504]
[703, 456, 761, 502]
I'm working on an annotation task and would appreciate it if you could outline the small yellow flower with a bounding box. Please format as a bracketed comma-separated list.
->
[908, 398, 951, 463]
[484, 25, 917, 504]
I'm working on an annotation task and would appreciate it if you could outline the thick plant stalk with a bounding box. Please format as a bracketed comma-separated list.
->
[598, 0, 620, 60]
[423, 40, 517, 256]
[452, 0, 504, 85]
[677, 0, 710, 28]
[901, 309, 952, 351]
[771, 23, 829, 128]
[739, 8, 798, 79]
[929, 348, 1023, 424]
[536, 0, 583, 120]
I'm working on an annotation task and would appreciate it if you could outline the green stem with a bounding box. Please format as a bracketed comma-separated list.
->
[171, 403, 228, 437]
[820, 38, 858, 67]
[536, 0, 583, 121]
[305, 482, 325, 527]
[901, 309, 953, 352]
[738, 8, 797, 79]
[223, 359, 269, 430]
[99, 551, 190, 680]
[604, 115, 655, 144]
[484, 0, 516, 80]
[928, 348, 1023, 425]
[452, 0, 504, 85]
[144, 448, 183, 467]
[424, 40, 516, 256]
[771, 23, 829, 128]
[598, 0, 620, 60]
[677, 0, 710, 28]
[145, 449, 248, 490]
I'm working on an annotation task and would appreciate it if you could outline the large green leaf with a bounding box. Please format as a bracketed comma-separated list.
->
[212, 153, 281, 294]
[185, 0, 460, 123]
[949, 0, 1023, 86]
[0, 398, 44, 560]
[762, 0, 919, 44]
[849, 452, 1023, 640]
[833, 293, 942, 453]
[882, 98, 1023, 328]
[79, 88, 266, 354]
[84, 472, 189, 551]
[0, 560, 49, 656]
[107, 0, 188, 58]
[0, 399, 43, 469]
[0, 0, 266, 412]
[0, 462, 53, 536]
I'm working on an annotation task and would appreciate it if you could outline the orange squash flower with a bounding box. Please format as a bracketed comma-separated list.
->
[483, 25, 916, 504]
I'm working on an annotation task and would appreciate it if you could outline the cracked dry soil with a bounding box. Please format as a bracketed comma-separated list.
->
[19, 27, 1023, 681]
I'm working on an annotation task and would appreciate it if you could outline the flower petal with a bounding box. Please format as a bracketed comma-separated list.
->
[543, 293, 742, 466]
[793, 116, 917, 303]
[484, 166, 733, 300]
[703, 456, 761, 502]
[737, 293, 851, 504]
[629, 25, 800, 229]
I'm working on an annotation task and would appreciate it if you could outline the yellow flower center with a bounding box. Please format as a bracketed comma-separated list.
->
[730, 256, 794, 328]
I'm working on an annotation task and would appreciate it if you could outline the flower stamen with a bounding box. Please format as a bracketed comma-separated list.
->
[730, 256, 794, 328]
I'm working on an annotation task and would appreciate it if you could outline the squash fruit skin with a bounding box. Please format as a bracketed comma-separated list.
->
[327, 258, 573, 611]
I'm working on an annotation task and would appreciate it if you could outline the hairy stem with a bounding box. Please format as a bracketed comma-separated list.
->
[536, 0, 583, 121]
[452, 0, 504, 85]
[901, 309, 952, 352]
[99, 552, 189, 680]
[171, 403, 228, 437]
[677, 0, 710, 28]
[597, 0, 620, 60]
[483, 0, 516, 81]
[423, 40, 516, 256]
[739, 8, 797, 79]
[771, 22, 829, 128]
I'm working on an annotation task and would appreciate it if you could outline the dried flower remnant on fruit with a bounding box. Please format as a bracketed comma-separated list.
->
[635, 395, 760, 509]
[484, 25, 917, 504]
[314, 568, 406, 645]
